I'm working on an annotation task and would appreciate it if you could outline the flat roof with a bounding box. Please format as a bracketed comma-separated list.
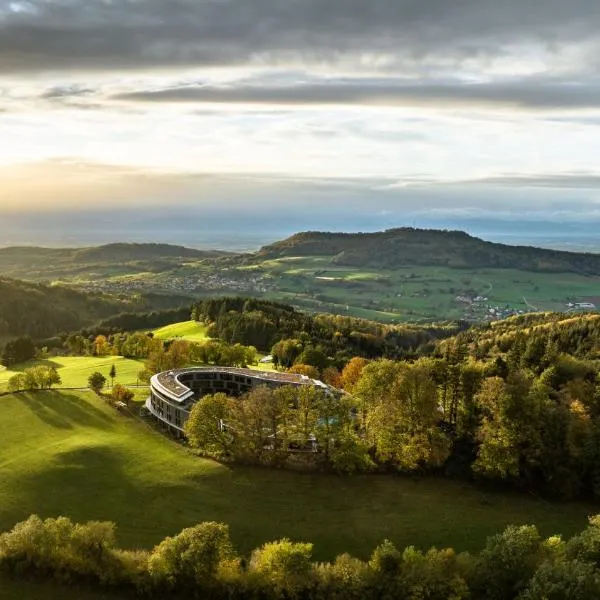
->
[151, 366, 322, 403]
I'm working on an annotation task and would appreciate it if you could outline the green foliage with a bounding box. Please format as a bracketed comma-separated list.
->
[184, 393, 234, 459]
[295, 346, 330, 371]
[472, 525, 543, 600]
[0, 515, 127, 586]
[88, 372, 106, 394]
[519, 559, 600, 600]
[7, 366, 61, 392]
[192, 296, 457, 357]
[258, 228, 600, 274]
[148, 522, 237, 591]
[0, 278, 175, 341]
[7, 514, 600, 600]
[249, 538, 315, 596]
[185, 385, 372, 471]
[1, 336, 35, 367]
[356, 359, 451, 471]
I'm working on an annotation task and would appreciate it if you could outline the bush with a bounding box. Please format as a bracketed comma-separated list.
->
[148, 522, 238, 593]
[472, 525, 543, 600]
[249, 539, 315, 597]
[111, 384, 134, 407]
[0, 515, 127, 586]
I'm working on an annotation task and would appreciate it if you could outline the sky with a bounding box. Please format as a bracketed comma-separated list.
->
[1, 0, 600, 247]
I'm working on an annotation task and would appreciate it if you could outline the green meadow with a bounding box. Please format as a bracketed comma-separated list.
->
[0, 356, 145, 393]
[152, 320, 210, 342]
[249, 257, 600, 322]
[0, 390, 594, 563]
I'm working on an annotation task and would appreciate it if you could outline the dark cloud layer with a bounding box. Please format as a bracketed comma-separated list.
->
[0, 0, 599, 74]
[114, 79, 600, 110]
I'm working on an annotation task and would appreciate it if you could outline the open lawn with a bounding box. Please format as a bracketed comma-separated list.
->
[0, 356, 145, 393]
[0, 390, 596, 563]
[153, 320, 210, 342]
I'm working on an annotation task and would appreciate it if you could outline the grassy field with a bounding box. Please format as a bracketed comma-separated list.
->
[0, 390, 596, 564]
[0, 356, 145, 393]
[250, 257, 600, 322]
[0, 577, 124, 600]
[152, 320, 210, 342]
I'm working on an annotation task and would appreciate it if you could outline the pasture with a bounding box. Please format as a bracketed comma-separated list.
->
[0, 356, 145, 393]
[0, 390, 594, 563]
[152, 320, 210, 342]
[250, 256, 600, 322]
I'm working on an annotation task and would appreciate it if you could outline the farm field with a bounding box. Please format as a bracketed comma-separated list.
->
[152, 319, 210, 342]
[248, 257, 600, 322]
[0, 356, 145, 393]
[0, 390, 595, 562]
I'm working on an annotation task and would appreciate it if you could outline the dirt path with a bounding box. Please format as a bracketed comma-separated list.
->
[523, 296, 539, 311]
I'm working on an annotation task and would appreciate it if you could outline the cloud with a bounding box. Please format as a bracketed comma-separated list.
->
[457, 173, 600, 189]
[39, 85, 94, 99]
[113, 78, 600, 110]
[382, 173, 600, 190]
[0, 0, 599, 75]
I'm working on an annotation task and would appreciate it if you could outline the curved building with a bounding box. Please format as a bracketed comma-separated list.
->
[146, 367, 330, 436]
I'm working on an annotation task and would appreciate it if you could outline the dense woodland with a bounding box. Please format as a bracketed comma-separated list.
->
[191, 297, 461, 361]
[0, 278, 190, 341]
[181, 306, 600, 499]
[3, 513, 600, 600]
[254, 227, 600, 273]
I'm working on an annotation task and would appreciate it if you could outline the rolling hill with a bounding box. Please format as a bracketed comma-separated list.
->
[0, 243, 229, 281]
[255, 228, 600, 274]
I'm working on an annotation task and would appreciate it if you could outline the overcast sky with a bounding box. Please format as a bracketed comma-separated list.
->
[1, 0, 600, 243]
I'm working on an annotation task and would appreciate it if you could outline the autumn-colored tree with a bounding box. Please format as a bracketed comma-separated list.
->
[288, 364, 320, 380]
[340, 357, 370, 393]
[321, 366, 342, 388]
[93, 335, 110, 357]
[111, 384, 134, 407]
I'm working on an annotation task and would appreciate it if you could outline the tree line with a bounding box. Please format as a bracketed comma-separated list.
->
[191, 296, 461, 359]
[0, 278, 188, 342]
[3, 513, 600, 599]
[185, 326, 600, 498]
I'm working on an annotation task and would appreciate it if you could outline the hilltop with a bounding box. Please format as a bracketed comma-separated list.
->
[255, 228, 600, 274]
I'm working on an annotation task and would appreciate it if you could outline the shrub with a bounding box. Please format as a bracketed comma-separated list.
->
[111, 384, 134, 407]
[148, 522, 238, 593]
[249, 539, 315, 597]
[472, 525, 543, 600]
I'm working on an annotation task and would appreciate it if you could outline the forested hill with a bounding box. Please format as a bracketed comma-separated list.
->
[0, 243, 228, 279]
[255, 228, 600, 273]
[0, 278, 186, 340]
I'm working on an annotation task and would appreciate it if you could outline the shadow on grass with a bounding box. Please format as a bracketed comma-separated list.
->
[19, 392, 115, 430]
[7, 359, 62, 373]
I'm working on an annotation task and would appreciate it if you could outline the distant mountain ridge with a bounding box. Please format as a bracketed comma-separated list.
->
[0, 243, 229, 280]
[0, 243, 225, 263]
[255, 228, 600, 274]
